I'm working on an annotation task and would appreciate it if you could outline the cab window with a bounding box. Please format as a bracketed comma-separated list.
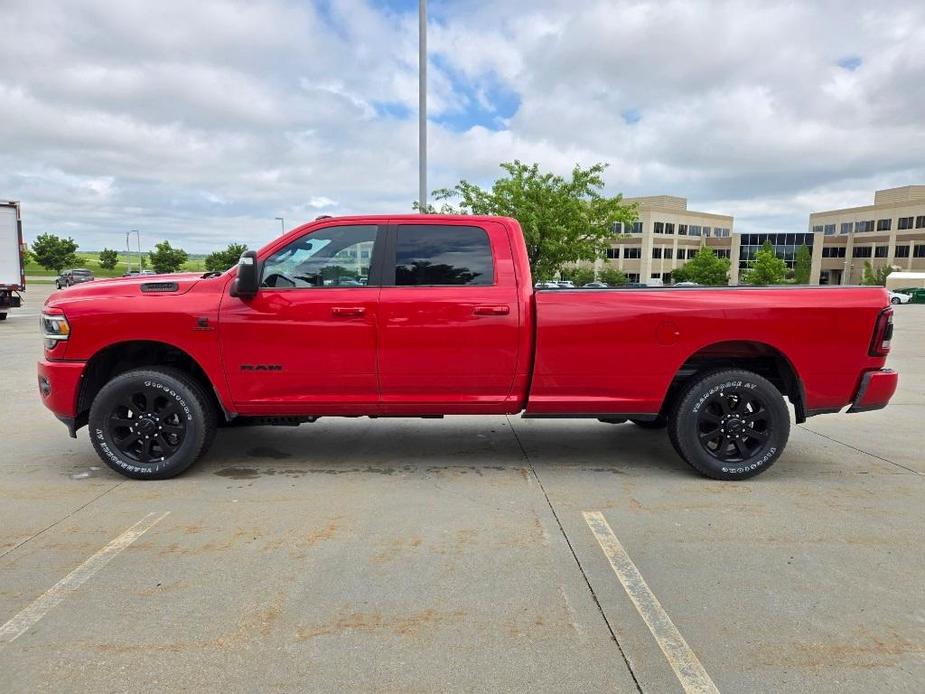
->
[261, 225, 377, 288]
[394, 225, 493, 286]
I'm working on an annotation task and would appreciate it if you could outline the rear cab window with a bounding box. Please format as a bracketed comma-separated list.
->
[392, 224, 494, 286]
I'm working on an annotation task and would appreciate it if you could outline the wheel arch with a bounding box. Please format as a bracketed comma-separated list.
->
[663, 340, 806, 423]
[78, 340, 232, 426]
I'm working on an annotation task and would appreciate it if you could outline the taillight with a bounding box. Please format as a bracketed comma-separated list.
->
[869, 307, 893, 357]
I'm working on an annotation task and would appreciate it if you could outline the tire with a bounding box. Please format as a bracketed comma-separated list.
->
[630, 416, 666, 429]
[0, 313, 6, 321]
[891, 297, 900, 305]
[667, 369, 790, 480]
[89, 367, 216, 480]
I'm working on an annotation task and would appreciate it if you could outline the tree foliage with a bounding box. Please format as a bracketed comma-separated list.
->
[793, 244, 812, 284]
[598, 266, 628, 286]
[559, 265, 595, 286]
[743, 240, 787, 285]
[205, 242, 248, 272]
[98, 248, 119, 270]
[148, 240, 189, 274]
[862, 261, 892, 286]
[670, 247, 731, 285]
[422, 161, 638, 279]
[31, 233, 79, 274]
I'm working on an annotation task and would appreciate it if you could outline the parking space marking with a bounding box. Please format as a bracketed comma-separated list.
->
[583, 511, 719, 694]
[0, 511, 169, 646]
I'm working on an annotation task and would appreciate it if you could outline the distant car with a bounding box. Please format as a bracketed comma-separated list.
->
[888, 291, 911, 305]
[534, 281, 560, 289]
[893, 287, 925, 304]
[674, 281, 702, 287]
[556, 280, 576, 289]
[582, 281, 609, 288]
[55, 268, 94, 289]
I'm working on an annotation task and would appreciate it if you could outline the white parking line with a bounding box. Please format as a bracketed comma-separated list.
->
[0, 511, 169, 646]
[583, 511, 719, 694]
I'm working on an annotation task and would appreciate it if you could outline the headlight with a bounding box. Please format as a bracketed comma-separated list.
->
[41, 310, 70, 349]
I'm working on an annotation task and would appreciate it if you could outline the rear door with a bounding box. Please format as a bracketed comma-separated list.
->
[377, 220, 522, 413]
[220, 222, 383, 414]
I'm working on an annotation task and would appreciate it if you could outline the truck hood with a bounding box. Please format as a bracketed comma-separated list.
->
[45, 272, 206, 306]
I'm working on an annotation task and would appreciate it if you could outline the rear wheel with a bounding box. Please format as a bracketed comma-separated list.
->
[891, 296, 900, 305]
[0, 313, 6, 321]
[89, 367, 216, 480]
[668, 369, 789, 480]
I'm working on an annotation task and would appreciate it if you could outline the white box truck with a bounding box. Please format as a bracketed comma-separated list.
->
[0, 201, 25, 321]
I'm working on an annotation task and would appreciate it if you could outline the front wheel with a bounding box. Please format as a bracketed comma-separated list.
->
[89, 367, 216, 479]
[668, 369, 790, 480]
[891, 297, 900, 305]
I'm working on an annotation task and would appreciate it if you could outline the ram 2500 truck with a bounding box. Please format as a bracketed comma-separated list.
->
[37, 215, 897, 480]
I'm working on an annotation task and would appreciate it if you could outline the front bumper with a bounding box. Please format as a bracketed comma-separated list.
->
[37, 359, 86, 435]
[847, 369, 898, 414]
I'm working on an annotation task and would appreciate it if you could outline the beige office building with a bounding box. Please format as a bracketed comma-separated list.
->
[599, 195, 738, 283]
[808, 186, 925, 285]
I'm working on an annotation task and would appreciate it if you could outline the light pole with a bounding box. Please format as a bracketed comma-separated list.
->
[275, 217, 285, 234]
[131, 230, 141, 272]
[419, 0, 427, 212]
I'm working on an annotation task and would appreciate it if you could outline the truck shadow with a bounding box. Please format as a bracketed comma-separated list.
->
[197, 417, 691, 480]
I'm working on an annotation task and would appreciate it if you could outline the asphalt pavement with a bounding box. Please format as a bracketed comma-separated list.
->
[1, 284, 922, 693]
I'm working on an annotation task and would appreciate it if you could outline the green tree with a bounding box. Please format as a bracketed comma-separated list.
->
[98, 248, 119, 270]
[560, 266, 595, 286]
[423, 161, 638, 279]
[31, 233, 79, 274]
[793, 244, 812, 284]
[670, 247, 731, 285]
[205, 242, 248, 272]
[598, 266, 627, 286]
[148, 240, 189, 274]
[862, 261, 892, 286]
[743, 240, 787, 285]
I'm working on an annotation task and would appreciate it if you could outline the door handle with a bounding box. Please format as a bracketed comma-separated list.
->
[474, 305, 510, 316]
[331, 306, 366, 316]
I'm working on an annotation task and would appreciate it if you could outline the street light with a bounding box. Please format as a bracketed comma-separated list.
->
[275, 217, 285, 234]
[125, 229, 141, 273]
[419, 0, 427, 213]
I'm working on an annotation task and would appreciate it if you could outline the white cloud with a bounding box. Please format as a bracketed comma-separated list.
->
[1, 0, 924, 252]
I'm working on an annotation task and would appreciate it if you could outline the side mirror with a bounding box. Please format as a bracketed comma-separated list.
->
[231, 250, 260, 298]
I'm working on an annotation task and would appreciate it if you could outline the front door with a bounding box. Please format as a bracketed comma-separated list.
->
[377, 221, 522, 413]
[220, 223, 383, 415]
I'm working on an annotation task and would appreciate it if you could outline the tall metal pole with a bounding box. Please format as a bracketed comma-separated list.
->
[125, 232, 131, 273]
[132, 230, 141, 271]
[275, 216, 285, 234]
[418, 0, 427, 212]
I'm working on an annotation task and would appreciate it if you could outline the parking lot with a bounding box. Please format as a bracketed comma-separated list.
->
[1, 284, 923, 693]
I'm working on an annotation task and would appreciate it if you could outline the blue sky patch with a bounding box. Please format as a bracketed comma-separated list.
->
[838, 55, 863, 71]
[622, 108, 641, 125]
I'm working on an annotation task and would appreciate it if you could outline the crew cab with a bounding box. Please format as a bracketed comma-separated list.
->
[37, 215, 898, 480]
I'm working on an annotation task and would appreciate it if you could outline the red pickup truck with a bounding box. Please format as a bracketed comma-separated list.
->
[38, 215, 897, 480]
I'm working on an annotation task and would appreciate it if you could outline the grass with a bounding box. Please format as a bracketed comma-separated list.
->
[25, 251, 207, 278]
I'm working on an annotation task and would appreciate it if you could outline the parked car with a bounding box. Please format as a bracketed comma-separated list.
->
[556, 280, 576, 289]
[38, 214, 897, 481]
[534, 281, 560, 289]
[674, 281, 702, 287]
[888, 291, 911, 305]
[582, 282, 609, 288]
[893, 287, 925, 304]
[55, 268, 94, 289]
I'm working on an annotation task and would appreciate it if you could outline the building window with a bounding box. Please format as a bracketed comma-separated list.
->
[812, 225, 824, 233]
[650, 273, 661, 279]
[715, 249, 730, 259]
[678, 224, 688, 235]
[712, 227, 730, 238]
[916, 216, 925, 229]
[875, 245, 889, 258]
[852, 246, 872, 258]
[702, 227, 712, 236]
[689, 225, 702, 236]
[895, 245, 910, 258]
[855, 220, 875, 233]
[661, 272, 672, 282]
[915, 245, 925, 258]
[876, 219, 892, 231]
[823, 224, 836, 235]
[606, 248, 619, 259]
[664, 248, 673, 259]
[632, 221, 643, 234]
[624, 247, 641, 259]
[898, 217, 914, 230]
[665, 223, 675, 234]
[611, 222, 624, 234]
[654, 222, 664, 234]
[822, 247, 846, 258]
[652, 247, 663, 259]
[626, 273, 640, 283]
[840, 222, 852, 235]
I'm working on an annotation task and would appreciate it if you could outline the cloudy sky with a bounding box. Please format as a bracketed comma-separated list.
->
[2, 0, 924, 252]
